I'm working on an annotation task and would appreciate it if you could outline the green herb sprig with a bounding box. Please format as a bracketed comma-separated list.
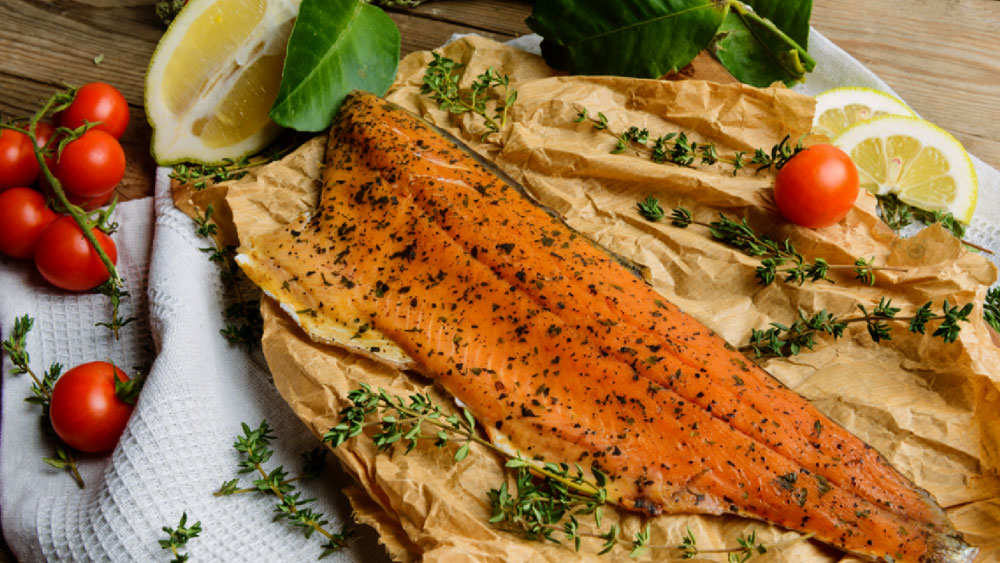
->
[742, 299, 974, 359]
[985, 286, 1000, 333]
[217, 421, 351, 557]
[665, 206, 906, 287]
[159, 512, 202, 563]
[575, 108, 802, 176]
[325, 385, 798, 558]
[875, 194, 993, 255]
[169, 133, 303, 192]
[192, 204, 263, 348]
[1, 315, 84, 487]
[420, 53, 517, 142]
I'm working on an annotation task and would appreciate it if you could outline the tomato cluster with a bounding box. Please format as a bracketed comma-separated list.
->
[0, 83, 128, 291]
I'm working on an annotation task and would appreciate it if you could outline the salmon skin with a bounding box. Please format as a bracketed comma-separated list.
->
[236, 91, 976, 562]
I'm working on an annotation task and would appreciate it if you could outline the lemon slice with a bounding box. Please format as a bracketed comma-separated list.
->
[813, 87, 915, 138]
[833, 115, 978, 223]
[145, 0, 301, 165]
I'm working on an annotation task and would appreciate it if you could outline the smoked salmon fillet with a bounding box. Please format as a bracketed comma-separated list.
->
[235, 91, 976, 562]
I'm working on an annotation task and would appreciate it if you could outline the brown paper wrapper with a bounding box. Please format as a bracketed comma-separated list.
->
[174, 36, 1000, 561]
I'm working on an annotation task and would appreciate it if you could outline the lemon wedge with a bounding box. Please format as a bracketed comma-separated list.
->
[813, 87, 915, 138]
[145, 0, 301, 164]
[833, 115, 978, 223]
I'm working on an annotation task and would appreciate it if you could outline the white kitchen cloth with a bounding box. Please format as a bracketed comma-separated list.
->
[1, 171, 388, 562]
[2, 30, 998, 562]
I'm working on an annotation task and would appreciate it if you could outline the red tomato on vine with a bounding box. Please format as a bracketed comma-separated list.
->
[0, 188, 57, 259]
[0, 128, 40, 190]
[59, 82, 130, 139]
[33, 216, 118, 291]
[52, 129, 125, 199]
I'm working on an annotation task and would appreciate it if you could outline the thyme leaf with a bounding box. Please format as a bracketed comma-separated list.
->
[159, 512, 202, 563]
[420, 53, 517, 142]
[219, 420, 352, 556]
[192, 204, 263, 349]
[325, 385, 784, 558]
[665, 207, 905, 287]
[741, 300, 973, 359]
[637, 195, 665, 222]
[577, 109, 803, 175]
[985, 286, 1000, 333]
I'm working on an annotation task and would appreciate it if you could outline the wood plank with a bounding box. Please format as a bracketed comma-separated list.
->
[390, 0, 532, 38]
[812, 0, 1000, 169]
[0, 0, 165, 200]
[390, 9, 513, 56]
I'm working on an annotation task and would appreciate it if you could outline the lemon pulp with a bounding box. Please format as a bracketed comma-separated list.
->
[145, 0, 300, 164]
[834, 115, 977, 223]
[812, 87, 915, 139]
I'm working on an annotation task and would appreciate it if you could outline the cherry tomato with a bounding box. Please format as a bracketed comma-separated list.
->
[49, 361, 134, 453]
[773, 144, 860, 229]
[34, 215, 118, 291]
[32, 122, 57, 150]
[0, 128, 40, 191]
[59, 82, 130, 139]
[66, 186, 117, 211]
[0, 188, 57, 259]
[52, 129, 125, 199]
[32, 122, 59, 173]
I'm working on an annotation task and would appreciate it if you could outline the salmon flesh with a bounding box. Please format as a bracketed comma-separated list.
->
[236, 91, 976, 562]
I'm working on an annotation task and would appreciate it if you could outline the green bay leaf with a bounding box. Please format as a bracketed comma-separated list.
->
[526, 0, 730, 78]
[739, 0, 812, 49]
[713, 1, 815, 87]
[269, 0, 400, 132]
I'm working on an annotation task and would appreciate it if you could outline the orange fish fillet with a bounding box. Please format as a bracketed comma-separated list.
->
[236, 91, 976, 562]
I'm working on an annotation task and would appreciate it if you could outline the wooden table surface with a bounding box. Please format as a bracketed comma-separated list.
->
[0, 0, 998, 560]
[1, 0, 998, 206]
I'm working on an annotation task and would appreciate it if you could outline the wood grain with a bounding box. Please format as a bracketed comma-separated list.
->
[812, 0, 1000, 170]
[2, 0, 997, 202]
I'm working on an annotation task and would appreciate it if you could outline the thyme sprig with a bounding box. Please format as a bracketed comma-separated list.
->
[875, 194, 992, 255]
[2, 87, 129, 339]
[420, 53, 518, 142]
[217, 421, 351, 557]
[574, 108, 803, 175]
[169, 129, 306, 191]
[637, 195, 665, 222]
[666, 206, 906, 286]
[159, 512, 202, 563]
[985, 286, 1000, 333]
[742, 299, 974, 358]
[94, 279, 137, 339]
[192, 204, 263, 348]
[326, 385, 783, 558]
[154, 0, 186, 26]
[678, 528, 769, 561]
[1, 315, 84, 487]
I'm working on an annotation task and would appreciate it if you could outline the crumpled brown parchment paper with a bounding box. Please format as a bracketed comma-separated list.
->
[175, 35, 1000, 562]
